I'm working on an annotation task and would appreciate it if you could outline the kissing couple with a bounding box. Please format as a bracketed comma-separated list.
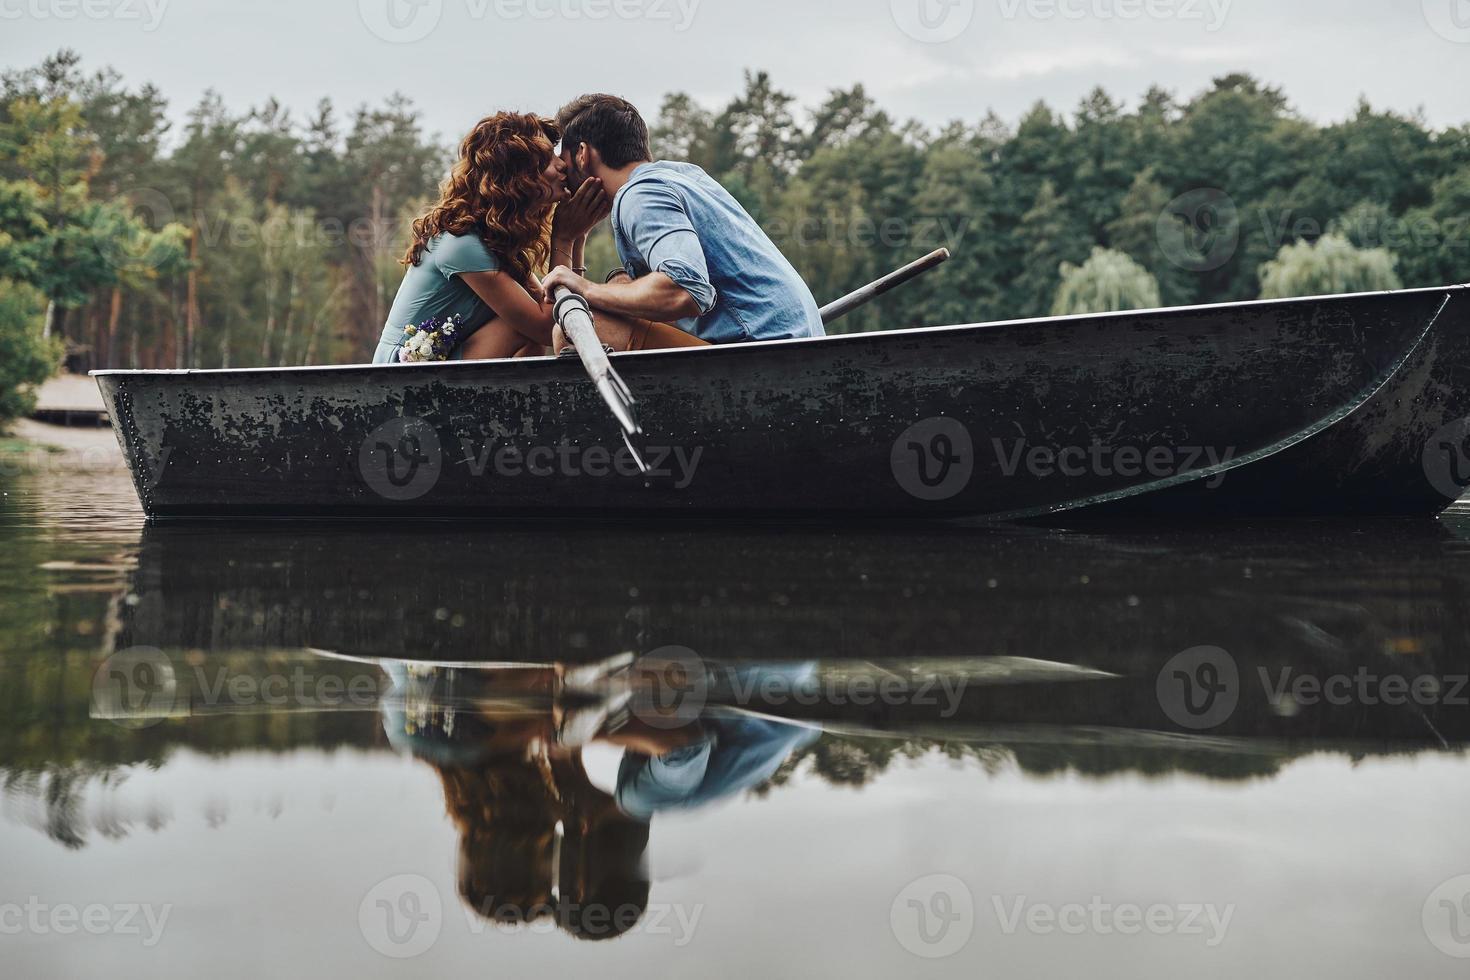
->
[373, 93, 824, 365]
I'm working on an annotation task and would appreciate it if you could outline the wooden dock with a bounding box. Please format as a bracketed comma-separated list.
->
[31, 374, 109, 427]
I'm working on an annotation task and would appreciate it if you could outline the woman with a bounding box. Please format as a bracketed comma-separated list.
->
[379, 660, 651, 941]
[372, 112, 611, 364]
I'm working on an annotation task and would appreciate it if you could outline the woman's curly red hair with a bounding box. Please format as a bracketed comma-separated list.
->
[403, 112, 560, 285]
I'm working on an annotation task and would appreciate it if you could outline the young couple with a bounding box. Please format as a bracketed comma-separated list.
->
[372, 94, 825, 365]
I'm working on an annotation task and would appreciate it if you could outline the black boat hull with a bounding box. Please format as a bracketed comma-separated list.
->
[95, 285, 1470, 519]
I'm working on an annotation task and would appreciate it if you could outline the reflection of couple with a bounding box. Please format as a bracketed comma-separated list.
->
[380, 657, 817, 940]
[372, 94, 824, 364]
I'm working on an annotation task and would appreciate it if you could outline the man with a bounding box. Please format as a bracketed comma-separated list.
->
[542, 94, 825, 347]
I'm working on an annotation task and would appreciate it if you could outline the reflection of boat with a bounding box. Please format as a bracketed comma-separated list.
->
[112, 520, 1470, 746]
[95, 285, 1470, 519]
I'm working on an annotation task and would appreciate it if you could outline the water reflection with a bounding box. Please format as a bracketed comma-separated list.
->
[7, 466, 1470, 971]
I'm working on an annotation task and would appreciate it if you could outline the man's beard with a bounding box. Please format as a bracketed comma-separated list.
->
[564, 155, 590, 193]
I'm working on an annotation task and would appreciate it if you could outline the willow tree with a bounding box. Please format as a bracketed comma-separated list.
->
[1258, 233, 1401, 299]
[1052, 247, 1162, 316]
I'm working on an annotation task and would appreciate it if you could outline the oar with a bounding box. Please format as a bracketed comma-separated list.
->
[819, 248, 951, 326]
[552, 285, 648, 473]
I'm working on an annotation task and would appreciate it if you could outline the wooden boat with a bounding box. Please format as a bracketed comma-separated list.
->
[94, 284, 1470, 520]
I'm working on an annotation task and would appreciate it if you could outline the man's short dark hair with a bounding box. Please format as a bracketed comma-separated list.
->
[556, 94, 652, 170]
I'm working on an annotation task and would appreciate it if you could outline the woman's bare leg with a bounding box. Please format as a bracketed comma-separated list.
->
[459, 320, 545, 361]
[551, 311, 710, 355]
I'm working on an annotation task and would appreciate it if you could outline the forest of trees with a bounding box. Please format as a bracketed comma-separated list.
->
[1, 50, 1468, 406]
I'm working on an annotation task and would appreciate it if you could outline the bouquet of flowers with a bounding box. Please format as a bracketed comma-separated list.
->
[397, 314, 464, 363]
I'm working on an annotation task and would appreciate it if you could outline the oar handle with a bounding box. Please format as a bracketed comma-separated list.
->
[819, 248, 951, 326]
[553, 286, 643, 441]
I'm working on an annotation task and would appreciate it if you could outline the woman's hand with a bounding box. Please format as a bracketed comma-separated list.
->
[551, 178, 612, 247]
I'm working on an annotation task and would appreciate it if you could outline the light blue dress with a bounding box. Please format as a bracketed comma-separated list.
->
[372, 233, 502, 364]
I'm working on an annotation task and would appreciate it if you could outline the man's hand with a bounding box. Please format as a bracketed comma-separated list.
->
[541, 266, 593, 305]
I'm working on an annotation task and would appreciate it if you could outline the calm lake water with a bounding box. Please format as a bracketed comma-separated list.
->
[6, 442, 1470, 978]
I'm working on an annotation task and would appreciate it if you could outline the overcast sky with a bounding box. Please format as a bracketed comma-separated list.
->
[3, 0, 1468, 146]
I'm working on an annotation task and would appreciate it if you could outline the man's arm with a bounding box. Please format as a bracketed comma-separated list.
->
[541, 267, 701, 323]
[542, 180, 715, 326]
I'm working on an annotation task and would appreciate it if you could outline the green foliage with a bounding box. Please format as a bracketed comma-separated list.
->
[1012, 180, 1090, 317]
[1391, 168, 1470, 289]
[1052, 247, 1162, 315]
[0, 280, 62, 424]
[2, 52, 1468, 371]
[1107, 167, 1195, 306]
[1259, 233, 1402, 299]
